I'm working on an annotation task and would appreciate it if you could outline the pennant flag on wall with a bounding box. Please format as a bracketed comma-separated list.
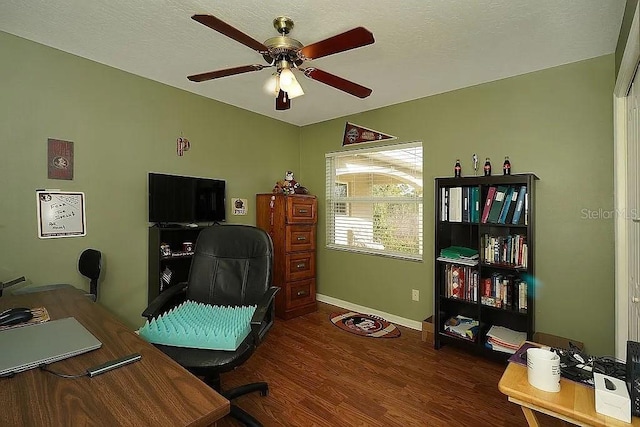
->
[342, 122, 397, 146]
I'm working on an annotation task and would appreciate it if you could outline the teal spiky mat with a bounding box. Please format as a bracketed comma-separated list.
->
[139, 301, 256, 351]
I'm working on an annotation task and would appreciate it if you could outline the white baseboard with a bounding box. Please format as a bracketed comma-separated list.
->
[316, 293, 422, 331]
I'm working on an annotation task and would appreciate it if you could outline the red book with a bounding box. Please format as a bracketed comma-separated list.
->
[481, 187, 497, 223]
[483, 278, 492, 297]
[451, 266, 464, 299]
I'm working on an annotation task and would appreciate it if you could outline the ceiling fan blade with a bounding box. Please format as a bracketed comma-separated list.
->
[299, 27, 374, 60]
[192, 14, 269, 53]
[301, 68, 372, 98]
[188, 64, 266, 82]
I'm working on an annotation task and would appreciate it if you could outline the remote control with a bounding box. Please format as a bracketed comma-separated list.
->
[86, 353, 142, 377]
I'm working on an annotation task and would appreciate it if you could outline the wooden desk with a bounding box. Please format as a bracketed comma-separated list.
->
[0, 288, 229, 426]
[499, 361, 640, 427]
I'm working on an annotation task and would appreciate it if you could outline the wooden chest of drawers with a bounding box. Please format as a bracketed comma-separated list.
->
[256, 193, 317, 319]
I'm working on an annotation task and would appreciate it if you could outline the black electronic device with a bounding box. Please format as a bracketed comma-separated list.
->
[0, 307, 33, 327]
[148, 173, 226, 224]
[627, 340, 640, 416]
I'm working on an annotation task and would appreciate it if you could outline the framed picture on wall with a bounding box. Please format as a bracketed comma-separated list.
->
[47, 138, 74, 180]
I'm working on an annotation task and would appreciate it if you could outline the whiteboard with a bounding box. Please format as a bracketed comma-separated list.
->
[36, 191, 86, 238]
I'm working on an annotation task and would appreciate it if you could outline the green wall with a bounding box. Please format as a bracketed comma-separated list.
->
[0, 31, 617, 355]
[300, 55, 615, 355]
[0, 32, 300, 328]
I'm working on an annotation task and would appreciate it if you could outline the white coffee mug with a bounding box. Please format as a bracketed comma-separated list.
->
[527, 347, 561, 392]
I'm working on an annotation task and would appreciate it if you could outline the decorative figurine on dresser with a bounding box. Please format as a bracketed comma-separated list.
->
[257, 173, 317, 319]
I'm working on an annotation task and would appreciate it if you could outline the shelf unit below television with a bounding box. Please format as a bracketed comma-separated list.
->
[147, 225, 204, 304]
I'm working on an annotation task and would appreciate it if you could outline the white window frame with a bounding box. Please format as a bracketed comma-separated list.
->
[325, 141, 423, 261]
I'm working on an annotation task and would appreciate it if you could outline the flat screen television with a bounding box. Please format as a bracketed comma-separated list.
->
[148, 172, 226, 224]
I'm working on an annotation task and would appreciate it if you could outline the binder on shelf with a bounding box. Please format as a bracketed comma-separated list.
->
[498, 186, 514, 224]
[511, 185, 527, 224]
[481, 186, 497, 223]
[440, 188, 449, 221]
[449, 187, 462, 222]
[524, 192, 529, 225]
[462, 187, 470, 223]
[504, 186, 520, 224]
[487, 186, 508, 223]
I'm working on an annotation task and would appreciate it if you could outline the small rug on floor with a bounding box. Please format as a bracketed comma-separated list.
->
[329, 312, 401, 338]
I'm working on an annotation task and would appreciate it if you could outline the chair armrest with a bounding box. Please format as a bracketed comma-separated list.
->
[141, 283, 187, 320]
[250, 286, 279, 343]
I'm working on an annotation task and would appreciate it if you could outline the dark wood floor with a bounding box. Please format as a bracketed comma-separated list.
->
[216, 302, 564, 426]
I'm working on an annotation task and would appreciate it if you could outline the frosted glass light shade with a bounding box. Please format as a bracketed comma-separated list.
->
[263, 74, 279, 96]
[279, 68, 295, 90]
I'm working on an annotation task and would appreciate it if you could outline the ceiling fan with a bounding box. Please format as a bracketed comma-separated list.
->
[188, 14, 375, 110]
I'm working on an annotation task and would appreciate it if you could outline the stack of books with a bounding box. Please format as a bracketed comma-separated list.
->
[437, 246, 479, 266]
[443, 315, 479, 342]
[485, 325, 527, 354]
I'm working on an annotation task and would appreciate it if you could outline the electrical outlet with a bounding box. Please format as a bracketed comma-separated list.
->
[412, 289, 419, 301]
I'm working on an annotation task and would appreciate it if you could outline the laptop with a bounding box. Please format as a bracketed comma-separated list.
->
[0, 317, 102, 376]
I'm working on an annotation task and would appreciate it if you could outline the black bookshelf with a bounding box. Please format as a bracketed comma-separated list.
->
[433, 173, 538, 361]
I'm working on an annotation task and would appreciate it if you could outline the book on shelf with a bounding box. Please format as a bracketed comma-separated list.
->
[439, 246, 479, 266]
[481, 186, 497, 223]
[440, 188, 449, 221]
[504, 186, 519, 224]
[481, 234, 527, 267]
[437, 256, 478, 267]
[444, 264, 478, 302]
[511, 185, 527, 224]
[440, 246, 479, 259]
[462, 187, 470, 223]
[449, 187, 462, 222]
[524, 191, 529, 225]
[485, 325, 527, 354]
[480, 274, 524, 310]
[471, 187, 480, 223]
[487, 185, 509, 223]
[498, 186, 514, 224]
[444, 315, 479, 341]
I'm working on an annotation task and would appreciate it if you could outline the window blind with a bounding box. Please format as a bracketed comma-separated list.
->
[325, 141, 423, 260]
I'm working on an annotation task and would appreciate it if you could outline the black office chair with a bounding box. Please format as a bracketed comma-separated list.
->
[12, 248, 102, 301]
[142, 224, 278, 427]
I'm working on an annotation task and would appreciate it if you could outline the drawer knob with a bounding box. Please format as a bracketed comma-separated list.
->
[297, 290, 308, 296]
[298, 209, 308, 213]
[296, 263, 306, 269]
[296, 236, 306, 241]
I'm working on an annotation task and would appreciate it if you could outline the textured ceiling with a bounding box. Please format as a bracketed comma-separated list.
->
[0, 0, 626, 126]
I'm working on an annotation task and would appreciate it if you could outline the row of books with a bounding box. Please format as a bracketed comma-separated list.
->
[440, 185, 528, 225]
[481, 274, 528, 311]
[481, 233, 528, 267]
[443, 264, 528, 311]
[443, 264, 479, 302]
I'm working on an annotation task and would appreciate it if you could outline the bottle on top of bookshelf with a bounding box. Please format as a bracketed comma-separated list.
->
[433, 173, 537, 361]
[503, 156, 511, 175]
[484, 158, 492, 176]
[454, 159, 462, 178]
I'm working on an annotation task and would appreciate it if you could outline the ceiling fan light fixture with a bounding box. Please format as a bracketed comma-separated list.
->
[279, 67, 295, 89]
[264, 73, 279, 96]
[285, 77, 304, 99]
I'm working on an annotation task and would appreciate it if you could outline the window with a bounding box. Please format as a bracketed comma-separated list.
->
[325, 141, 423, 260]
[334, 182, 348, 215]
